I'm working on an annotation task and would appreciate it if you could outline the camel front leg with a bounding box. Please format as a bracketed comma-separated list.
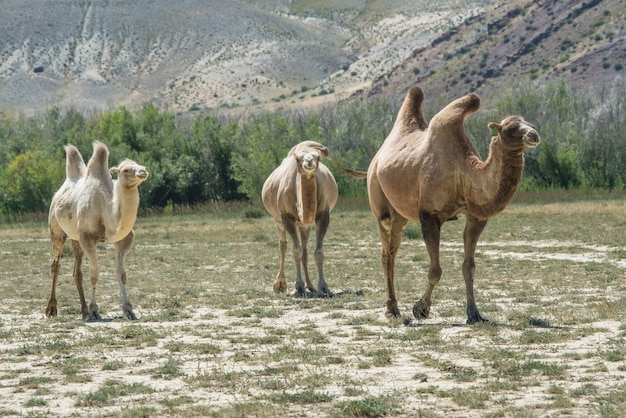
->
[70, 240, 89, 319]
[282, 214, 305, 295]
[273, 222, 288, 293]
[116, 231, 137, 320]
[299, 226, 316, 293]
[463, 216, 488, 324]
[46, 233, 67, 317]
[378, 211, 408, 317]
[313, 210, 332, 297]
[79, 233, 101, 321]
[414, 211, 442, 320]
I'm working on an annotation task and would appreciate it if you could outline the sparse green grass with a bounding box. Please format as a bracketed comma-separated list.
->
[0, 194, 625, 416]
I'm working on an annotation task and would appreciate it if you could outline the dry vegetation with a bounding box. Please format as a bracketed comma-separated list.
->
[1, 194, 625, 417]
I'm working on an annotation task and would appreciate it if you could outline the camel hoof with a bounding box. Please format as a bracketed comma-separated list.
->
[466, 315, 488, 325]
[385, 308, 401, 318]
[46, 306, 57, 317]
[124, 310, 137, 320]
[273, 280, 287, 293]
[413, 299, 430, 319]
[84, 312, 102, 322]
[294, 287, 307, 297]
[315, 289, 332, 298]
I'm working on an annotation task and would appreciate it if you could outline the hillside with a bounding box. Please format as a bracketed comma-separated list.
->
[371, 0, 626, 104]
[0, 0, 623, 116]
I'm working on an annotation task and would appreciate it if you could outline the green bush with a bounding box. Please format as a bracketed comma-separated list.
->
[0, 152, 64, 213]
[0, 80, 625, 213]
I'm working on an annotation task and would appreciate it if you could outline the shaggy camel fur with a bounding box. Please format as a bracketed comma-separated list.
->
[348, 86, 540, 324]
[262, 141, 338, 296]
[47, 142, 149, 320]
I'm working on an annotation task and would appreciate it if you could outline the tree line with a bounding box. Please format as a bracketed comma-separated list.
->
[0, 80, 624, 215]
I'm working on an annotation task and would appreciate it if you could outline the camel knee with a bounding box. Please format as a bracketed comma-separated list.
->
[50, 259, 61, 277]
[462, 258, 476, 277]
[380, 248, 394, 267]
[314, 248, 324, 264]
[301, 247, 309, 262]
[118, 270, 127, 285]
[428, 265, 442, 286]
[291, 247, 302, 262]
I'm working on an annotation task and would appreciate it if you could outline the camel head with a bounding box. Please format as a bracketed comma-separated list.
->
[110, 159, 149, 188]
[488, 116, 540, 151]
[290, 141, 330, 179]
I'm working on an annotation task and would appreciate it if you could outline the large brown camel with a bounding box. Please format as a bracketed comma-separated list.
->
[262, 141, 338, 296]
[47, 142, 149, 321]
[348, 86, 540, 324]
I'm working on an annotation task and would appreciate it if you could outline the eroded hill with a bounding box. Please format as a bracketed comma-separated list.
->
[0, 0, 623, 115]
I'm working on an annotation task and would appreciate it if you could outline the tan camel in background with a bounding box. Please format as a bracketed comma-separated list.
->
[262, 141, 338, 296]
[47, 142, 149, 320]
[348, 86, 540, 324]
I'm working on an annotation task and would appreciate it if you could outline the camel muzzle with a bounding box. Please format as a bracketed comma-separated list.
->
[302, 159, 317, 171]
[524, 130, 540, 148]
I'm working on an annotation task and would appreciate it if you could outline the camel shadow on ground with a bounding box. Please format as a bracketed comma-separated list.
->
[290, 290, 350, 299]
[83, 316, 123, 323]
[403, 317, 566, 329]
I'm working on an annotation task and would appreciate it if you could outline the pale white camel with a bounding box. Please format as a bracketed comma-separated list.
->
[47, 142, 148, 320]
[348, 86, 540, 323]
[262, 141, 338, 296]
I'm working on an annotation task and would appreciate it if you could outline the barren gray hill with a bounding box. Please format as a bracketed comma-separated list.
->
[0, 0, 623, 116]
[0, 0, 489, 115]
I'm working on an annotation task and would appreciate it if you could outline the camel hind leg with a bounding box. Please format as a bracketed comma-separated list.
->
[313, 210, 332, 297]
[377, 209, 408, 317]
[70, 240, 89, 319]
[47, 231, 67, 317]
[79, 233, 101, 321]
[413, 210, 442, 320]
[116, 231, 137, 320]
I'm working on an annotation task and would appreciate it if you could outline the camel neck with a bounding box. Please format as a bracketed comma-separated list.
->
[467, 138, 524, 220]
[106, 181, 140, 242]
[297, 173, 317, 226]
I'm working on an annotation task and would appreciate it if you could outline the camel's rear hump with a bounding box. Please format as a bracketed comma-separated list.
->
[86, 142, 111, 179]
[430, 93, 481, 132]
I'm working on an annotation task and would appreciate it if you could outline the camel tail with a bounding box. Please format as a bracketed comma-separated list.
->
[64, 144, 86, 182]
[396, 86, 428, 132]
[86, 142, 111, 179]
[342, 167, 367, 179]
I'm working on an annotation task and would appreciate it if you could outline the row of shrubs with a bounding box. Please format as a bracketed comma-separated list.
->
[0, 80, 625, 214]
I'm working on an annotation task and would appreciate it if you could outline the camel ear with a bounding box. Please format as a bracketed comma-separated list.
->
[314, 145, 330, 159]
[110, 166, 119, 176]
[488, 122, 501, 136]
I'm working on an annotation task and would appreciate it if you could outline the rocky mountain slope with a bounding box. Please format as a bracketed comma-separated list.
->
[372, 0, 625, 103]
[0, 0, 623, 116]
